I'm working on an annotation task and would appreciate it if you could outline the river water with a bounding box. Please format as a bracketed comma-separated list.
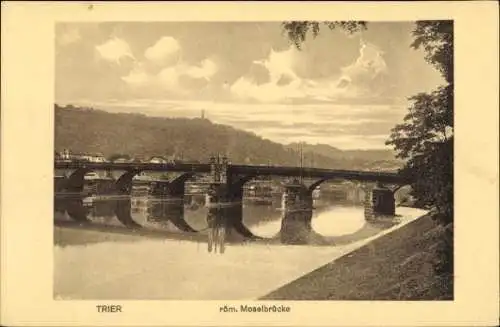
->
[53, 195, 426, 300]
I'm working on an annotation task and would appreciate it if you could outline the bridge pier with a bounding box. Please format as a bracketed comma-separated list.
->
[364, 183, 396, 221]
[149, 180, 170, 197]
[54, 176, 67, 193]
[206, 182, 228, 236]
[114, 198, 143, 229]
[205, 182, 253, 241]
[279, 181, 314, 245]
[226, 185, 257, 239]
[115, 170, 141, 195]
[205, 156, 258, 245]
[373, 184, 396, 216]
[58, 197, 90, 223]
[63, 168, 91, 193]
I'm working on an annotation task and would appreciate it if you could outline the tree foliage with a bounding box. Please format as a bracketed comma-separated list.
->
[387, 20, 454, 282]
[386, 21, 453, 226]
[281, 21, 367, 49]
[282, 20, 453, 224]
[410, 21, 453, 84]
[281, 20, 454, 283]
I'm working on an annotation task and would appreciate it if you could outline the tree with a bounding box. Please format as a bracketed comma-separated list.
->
[386, 21, 454, 277]
[282, 20, 454, 224]
[281, 21, 367, 49]
[386, 21, 453, 225]
[282, 20, 454, 279]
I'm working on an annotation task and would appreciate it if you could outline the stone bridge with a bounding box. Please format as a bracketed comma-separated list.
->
[54, 156, 412, 244]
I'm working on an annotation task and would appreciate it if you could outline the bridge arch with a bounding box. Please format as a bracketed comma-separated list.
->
[204, 174, 263, 240]
[64, 167, 94, 193]
[114, 198, 143, 229]
[166, 172, 198, 197]
[306, 177, 363, 193]
[228, 174, 259, 191]
[227, 174, 281, 240]
[63, 197, 91, 223]
[169, 214, 198, 232]
[148, 198, 199, 233]
[392, 184, 414, 206]
[148, 175, 201, 234]
[391, 184, 411, 193]
[153, 172, 200, 232]
[115, 169, 142, 194]
[307, 178, 329, 193]
[63, 167, 144, 194]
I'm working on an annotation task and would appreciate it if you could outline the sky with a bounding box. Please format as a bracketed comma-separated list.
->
[55, 22, 445, 150]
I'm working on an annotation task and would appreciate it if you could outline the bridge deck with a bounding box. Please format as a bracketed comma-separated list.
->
[54, 161, 409, 184]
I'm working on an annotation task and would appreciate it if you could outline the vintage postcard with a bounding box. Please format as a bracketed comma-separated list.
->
[1, 1, 499, 326]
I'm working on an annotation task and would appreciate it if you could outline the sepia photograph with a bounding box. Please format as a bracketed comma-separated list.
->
[53, 20, 453, 301]
[1, 2, 498, 326]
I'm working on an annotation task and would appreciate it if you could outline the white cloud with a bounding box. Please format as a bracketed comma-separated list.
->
[230, 75, 303, 103]
[109, 35, 218, 94]
[121, 64, 149, 87]
[231, 41, 388, 103]
[184, 59, 217, 80]
[96, 37, 135, 64]
[124, 58, 218, 93]
[157, 66, 182, 91]
[253, 47, 299, 83]
[341, 40, 387, 84]
[144, 36, 180, 64]
[231, 46, 305, 102]
[231, 46, 324, 103]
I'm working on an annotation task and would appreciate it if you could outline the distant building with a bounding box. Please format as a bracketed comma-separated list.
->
[88, 153, 106, 163]
[54, 151, 63, 160]
[59, 149, 71, 160]
[56, 149, 107, 162]
[74, 153, 106, 162]
[65, 151, 87, 162]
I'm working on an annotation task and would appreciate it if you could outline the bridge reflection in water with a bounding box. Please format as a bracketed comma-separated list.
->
[53, 194, 426, 300]
[54, 184, 408, 251]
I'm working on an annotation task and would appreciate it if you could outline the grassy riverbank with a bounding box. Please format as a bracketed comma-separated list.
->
[261, 214, 453, 300]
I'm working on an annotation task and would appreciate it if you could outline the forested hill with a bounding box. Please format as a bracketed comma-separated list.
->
[55, 104, 402, 170]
